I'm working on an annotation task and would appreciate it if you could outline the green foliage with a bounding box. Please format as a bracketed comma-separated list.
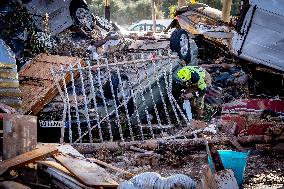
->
[88, 0, 241, 25]
[88, 0, 104, 16]
[161, 0, 177, 18]
[89, 0, 152, 26]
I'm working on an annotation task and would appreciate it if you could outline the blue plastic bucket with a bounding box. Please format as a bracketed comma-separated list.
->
[208, 150, 250, 185]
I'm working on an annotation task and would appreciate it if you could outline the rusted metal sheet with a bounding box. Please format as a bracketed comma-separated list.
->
[2, 114, 37, 159]
[19, 54, 84, 115]
[53, 154, 118, 188]
[220, 114, 284, 136]
[240, 122, 278, 136]
[0, 145, 58, 176]
[219, 115, 247, 135]
[222, 99, 284, 114]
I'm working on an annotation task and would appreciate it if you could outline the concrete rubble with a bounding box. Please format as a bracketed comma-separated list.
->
[0, 1, 284, 189]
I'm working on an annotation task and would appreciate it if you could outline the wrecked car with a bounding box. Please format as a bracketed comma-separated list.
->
[23, 0, 113, 35]
[0, 0, 112, 64]
[169, 1, 284, 71]
[129, 19, 172, 33]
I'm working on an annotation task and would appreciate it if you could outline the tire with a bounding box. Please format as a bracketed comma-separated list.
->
[70, 0, 112, 33]
[69, 0, 96, 34]
[170, 29, 191, 63]
[74, 7, 94, 32]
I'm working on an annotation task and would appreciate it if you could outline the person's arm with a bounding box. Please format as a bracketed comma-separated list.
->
[196, 79, 207, 96]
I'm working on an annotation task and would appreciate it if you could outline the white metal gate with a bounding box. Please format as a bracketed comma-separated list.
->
[51, 50, 190, 143]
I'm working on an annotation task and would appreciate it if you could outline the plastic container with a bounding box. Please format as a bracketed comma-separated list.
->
[208, 150, 250, 185]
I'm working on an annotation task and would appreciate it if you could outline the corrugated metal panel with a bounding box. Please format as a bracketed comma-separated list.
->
[250, 0, 284, 17]
[240, 8, 284, 71]
[0, 39, 21, 108]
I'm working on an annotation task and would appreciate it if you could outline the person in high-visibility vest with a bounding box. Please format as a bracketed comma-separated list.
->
[176, 65, 211, 119]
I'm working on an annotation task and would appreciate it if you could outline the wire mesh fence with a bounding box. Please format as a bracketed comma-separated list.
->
[51, 51, 190, 143]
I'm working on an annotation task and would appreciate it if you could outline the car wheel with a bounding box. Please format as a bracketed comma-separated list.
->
[170, 29, 191, 63]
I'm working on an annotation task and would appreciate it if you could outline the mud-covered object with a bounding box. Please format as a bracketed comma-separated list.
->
[118, 172, 196, 189]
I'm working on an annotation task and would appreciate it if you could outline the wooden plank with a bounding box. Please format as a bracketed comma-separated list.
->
[19, 54, 84, 115]
[37, 160, 74, 177]
[0, 145, 58, 176]
[54, 154, 118, 188]
[2, 114, 37, 159]
[87, 158, 134, 178]
[56, 144, 84, 158]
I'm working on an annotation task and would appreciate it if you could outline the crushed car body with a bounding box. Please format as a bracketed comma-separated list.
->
[169, 0, 284, 71]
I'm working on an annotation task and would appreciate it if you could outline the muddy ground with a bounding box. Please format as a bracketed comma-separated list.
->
[83, 145, 284, 189]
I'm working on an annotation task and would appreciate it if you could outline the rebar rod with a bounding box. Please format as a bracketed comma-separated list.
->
[69, 64, 82, 143]
[86, 61, 103, 142]
[77, 63, 93, 143]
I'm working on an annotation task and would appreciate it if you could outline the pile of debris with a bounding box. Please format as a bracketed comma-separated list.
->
[1, 1, 284, 189]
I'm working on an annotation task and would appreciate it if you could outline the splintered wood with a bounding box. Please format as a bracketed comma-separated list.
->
[19, 54, 84, 115]
[0, 145, 58, 176]
[37, 160, 74, 177]
[54, 155, 118, 188]
[87, 158, 134, 178]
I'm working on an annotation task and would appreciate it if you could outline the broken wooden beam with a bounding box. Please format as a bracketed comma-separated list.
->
[87, 158, 134, 178]
[53, 154, 118, 188]
[0, 145, 58, 176]
[72, 135, 279, 154]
